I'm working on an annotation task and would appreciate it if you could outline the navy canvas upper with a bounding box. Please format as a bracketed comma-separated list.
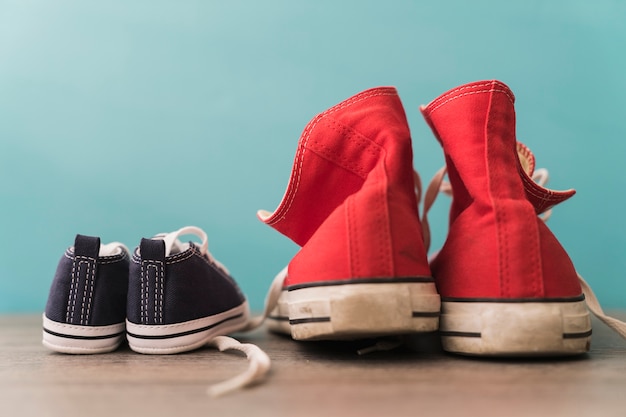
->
[127, 239, 246, 326]
[45, 234, 129, 326]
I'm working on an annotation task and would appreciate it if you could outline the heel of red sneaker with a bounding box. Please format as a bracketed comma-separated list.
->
[439, 298, 591, 356]
[268, 279, 440, 340]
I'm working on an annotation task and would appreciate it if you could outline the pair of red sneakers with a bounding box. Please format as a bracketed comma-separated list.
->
[258, 80, 596, 356]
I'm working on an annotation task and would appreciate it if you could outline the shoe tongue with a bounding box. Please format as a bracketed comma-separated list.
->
[163, 235, 185, 257]
[156, 226, 208, 257]
[516, 142, 536, 176]
[99, 242, 127, 256]
[159, 232, 188, 257]
[516, 142, 576, 214]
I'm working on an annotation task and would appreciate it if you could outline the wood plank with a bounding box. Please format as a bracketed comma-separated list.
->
[1, 314, 626, 417]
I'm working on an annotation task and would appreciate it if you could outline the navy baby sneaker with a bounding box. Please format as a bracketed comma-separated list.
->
[126, 226, 250, 354]
[43, 234, 130, 354]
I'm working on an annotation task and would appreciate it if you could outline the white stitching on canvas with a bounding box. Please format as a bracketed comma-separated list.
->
[74, 257, 95, 325]
[65, 249, 126, 323]
[265, 88, 398, 225]
[164, 249, 194, 263]
[142, 260, 164, 324]
[153, 264, 158, 324]
[426, 88, 515, 116]
[133, 248, 194, 265]
[426, 82, 497, 107]
[84, 258, 97, 324]
[98, 252, 128, 265]
[159, 260, 164, 324]
[308, 118, 383, 179]
[66, 254, 77, 323]
[519, 171, 573, 213]
[425, 81, 515, 111]
[140, 260, 145, 324]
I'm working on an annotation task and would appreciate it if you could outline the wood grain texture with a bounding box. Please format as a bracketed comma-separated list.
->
[2, 314, 626, 417]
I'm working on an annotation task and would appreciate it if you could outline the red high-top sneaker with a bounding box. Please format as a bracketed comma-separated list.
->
[420, 80, 591, 356]
[259, 87, 440, 340]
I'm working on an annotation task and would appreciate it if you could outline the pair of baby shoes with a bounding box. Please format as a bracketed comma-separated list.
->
[42, 226, 269, 396]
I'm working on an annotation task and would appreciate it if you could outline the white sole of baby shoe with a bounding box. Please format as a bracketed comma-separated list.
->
[439, 297, 591, 356]
[267, 279, 441, 341]
[42, 314, 125, 354]
[126, 302, 250, 354]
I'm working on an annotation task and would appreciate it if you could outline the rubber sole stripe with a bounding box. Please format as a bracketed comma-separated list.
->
[43, 328, 124, 341]
[275, 311, 440, 325]
[127, 313, 244, 340]
[440, 329, 593, 339]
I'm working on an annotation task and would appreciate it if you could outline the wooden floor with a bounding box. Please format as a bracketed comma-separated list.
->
[2, 314, 626, 417]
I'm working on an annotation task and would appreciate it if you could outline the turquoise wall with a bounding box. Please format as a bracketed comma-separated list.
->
[1, 0, 625, 312]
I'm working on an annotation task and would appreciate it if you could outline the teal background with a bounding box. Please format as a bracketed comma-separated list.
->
[1, 0, 625, 313]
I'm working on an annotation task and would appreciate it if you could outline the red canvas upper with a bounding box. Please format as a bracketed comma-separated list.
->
[421, 80, 582, 300]
[261, 87, 431, 287]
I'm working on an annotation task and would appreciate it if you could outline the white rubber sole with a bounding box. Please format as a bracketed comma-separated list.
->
[42, 314, 125, 354]
[126, 302, 250, 354]
[267, 280, 440, 341]
[440, 299, 592, 356]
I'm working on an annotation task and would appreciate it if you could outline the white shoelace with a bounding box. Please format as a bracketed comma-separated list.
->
[153, 226, 272, 397]
[206, 336, 271, 397]
[244, 266, 288, 331]
[578, 275, 626, 339]
[421, 163, 626, 341]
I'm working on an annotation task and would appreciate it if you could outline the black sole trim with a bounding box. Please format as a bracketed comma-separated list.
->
[274, 312, 437, 324]
[287, 276, 434, 291]
[563, 330, 593, 339]
[441, 294, 586, 303]
[267, 315, 290, 322]
[441, 330, 593, 339]
[412, 311, 440, 318]
[440, 331, 482, 338]
[43, 328, 124, 341]
[289, 317, 331, 325]
[127, 313, 244, 340]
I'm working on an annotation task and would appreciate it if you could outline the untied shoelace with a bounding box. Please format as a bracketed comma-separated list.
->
[156, 226, 271, 398]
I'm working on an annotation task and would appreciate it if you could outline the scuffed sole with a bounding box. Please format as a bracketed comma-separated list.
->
[267, 280, 441, 341]
[42, 314, 125, 354]
[440, 299, 592, 356]
[126, 302, 250, 354]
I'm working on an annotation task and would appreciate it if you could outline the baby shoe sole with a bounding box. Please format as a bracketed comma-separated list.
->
[42, 314, 125, 354]
[268, 280, 440, 340]
[439, 298, 591, 356]
[126, 302, 250, 354]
